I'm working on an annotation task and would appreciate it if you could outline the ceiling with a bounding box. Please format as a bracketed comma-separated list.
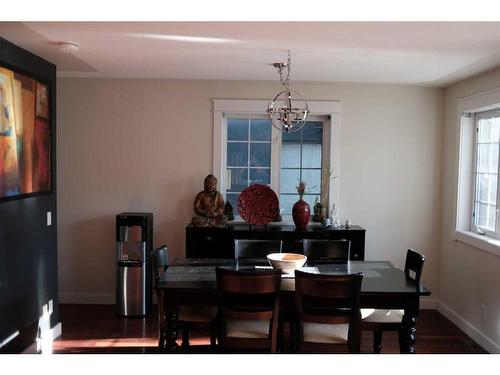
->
[2, 22, 500, 87]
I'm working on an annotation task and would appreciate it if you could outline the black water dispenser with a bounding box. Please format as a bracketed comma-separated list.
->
[116, 213, 153, 316]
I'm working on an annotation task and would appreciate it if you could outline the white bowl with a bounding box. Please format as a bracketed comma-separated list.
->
[267, 253, 307, 274]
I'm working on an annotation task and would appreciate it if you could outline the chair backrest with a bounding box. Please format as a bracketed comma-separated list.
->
[151, 245, 169, 282]
[404, 248, 425, 285]
[216, 267, 282, 351]
[294, 270, 363, 352]
[234, 239, 283, 259]
[302, 239, 350, 262]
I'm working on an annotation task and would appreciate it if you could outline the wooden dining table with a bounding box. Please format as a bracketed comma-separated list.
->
[156, 258, 431, 353]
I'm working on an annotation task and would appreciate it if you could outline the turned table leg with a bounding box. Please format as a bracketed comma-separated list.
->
[157, 289, 166, 351]
[399, 299, 418, 354]
[165, 310, 180, 352]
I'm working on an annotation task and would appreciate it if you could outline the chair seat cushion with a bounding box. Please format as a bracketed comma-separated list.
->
[361, 309, 404, 323]
[178, 305, 217, 323]
[226, 319, 270, 339]
[303, 322, 349, 344]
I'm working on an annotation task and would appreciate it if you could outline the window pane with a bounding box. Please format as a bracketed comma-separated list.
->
[476, 173, 497, 204]
[477, 144, 498, 173]
[250, 168, 270, 185]
[490, 175, 498, 203]
[282, 130, 301, 143]
[489, 204, 497, 229]
[302, 121, 323, 142]
[493, 117, 500, 143]
[302, 169, 321, 194]
[303, 194, 321, 211]
[279, 194, 297, 215]
[227, 142, 248, 167]
[281, 144, 301, 168]
[226, 193, 240, 210]
[475, 202, 496, 231]
[478, 117, 492, 143]
[227, 118, 248, 141]
[475, 202, 486, 227]
[302, 144, 322, 168]
[227, 168, 248, 192]
[250, 119, 271, 141]
[280, 169, 300, 194]
[250, 143, 271, 167]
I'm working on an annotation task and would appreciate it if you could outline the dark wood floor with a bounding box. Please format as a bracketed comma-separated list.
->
[52, 304, 487, 354]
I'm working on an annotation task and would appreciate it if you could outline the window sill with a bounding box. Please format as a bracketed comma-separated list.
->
[453, 230, 500, 258]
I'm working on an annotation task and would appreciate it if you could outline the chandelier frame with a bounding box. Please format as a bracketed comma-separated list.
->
[267, 51, 309, 133]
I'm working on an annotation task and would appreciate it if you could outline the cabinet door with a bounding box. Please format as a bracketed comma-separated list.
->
[186, 230, 233, 258]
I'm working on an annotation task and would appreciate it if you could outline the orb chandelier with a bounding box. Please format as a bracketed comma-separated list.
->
[267, 51, 309, 133]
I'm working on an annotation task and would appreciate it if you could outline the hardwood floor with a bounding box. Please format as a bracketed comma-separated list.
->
[52, 304, 487, 354]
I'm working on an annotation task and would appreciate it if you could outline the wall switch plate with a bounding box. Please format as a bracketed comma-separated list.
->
[47, 211, 52, 226]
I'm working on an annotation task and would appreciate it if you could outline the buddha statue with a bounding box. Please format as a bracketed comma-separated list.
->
[191, 174, 226, 228]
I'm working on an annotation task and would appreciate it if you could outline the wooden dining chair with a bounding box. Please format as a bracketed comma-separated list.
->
[234, 239, 283, 259]
[293, 270, 363, 353]
[152, 245, 217, 350]
[302, 239, 351, 262]
[361, 248, 426, 353]
[215, 267, 282, 353]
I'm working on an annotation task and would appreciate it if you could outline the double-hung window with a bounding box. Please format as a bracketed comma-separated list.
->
[455, 91, 500, 255]
[223, 116, 328, 218]
[213, 99, 341, 221]
[471, 110, 500, 237]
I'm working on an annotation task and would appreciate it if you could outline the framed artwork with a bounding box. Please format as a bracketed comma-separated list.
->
[0, 64, 51, 201]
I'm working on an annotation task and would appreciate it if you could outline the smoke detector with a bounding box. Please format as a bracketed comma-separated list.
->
[58, 42, 79, 54]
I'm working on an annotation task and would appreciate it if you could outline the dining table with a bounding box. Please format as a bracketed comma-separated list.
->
[156, 258, 431, 353]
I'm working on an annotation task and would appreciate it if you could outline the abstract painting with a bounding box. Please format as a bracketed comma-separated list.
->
[0, 65, 50, 200]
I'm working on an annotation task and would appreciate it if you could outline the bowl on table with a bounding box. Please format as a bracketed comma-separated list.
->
[267, 253, 307, 274]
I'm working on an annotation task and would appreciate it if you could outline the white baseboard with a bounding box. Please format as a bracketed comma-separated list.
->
[59, 292, 114, 304]
[438, 301, 500, 354]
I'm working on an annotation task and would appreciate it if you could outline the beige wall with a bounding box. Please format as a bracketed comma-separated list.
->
[441, 67, 500, 353]
[56, 79, 443, 306]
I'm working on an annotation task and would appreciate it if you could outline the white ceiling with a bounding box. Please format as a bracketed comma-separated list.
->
[2, 22, 500, 87]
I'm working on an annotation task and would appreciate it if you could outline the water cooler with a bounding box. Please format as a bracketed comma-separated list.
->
[116, 212, 153, 316]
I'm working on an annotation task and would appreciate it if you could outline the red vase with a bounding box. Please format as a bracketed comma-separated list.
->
[292, 197, 310, 229]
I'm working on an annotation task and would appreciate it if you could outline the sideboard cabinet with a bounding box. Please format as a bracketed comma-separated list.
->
[186, 223, 366, 260]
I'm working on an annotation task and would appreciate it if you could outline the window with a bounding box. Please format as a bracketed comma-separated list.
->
[471, 110, 500, 236]
[280, 121, 323, 213]
[224, 116, 326, 216]
[213, 99, 342, 221]
[225, 118, 272, 209]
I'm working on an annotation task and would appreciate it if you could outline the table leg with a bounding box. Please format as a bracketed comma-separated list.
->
[399, 299, 418, 354]
[165, 310, 180, 352]
[157, 289, 166, 351]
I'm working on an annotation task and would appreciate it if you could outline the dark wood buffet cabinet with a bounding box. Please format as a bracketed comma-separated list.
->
[186, 223, 366, 260]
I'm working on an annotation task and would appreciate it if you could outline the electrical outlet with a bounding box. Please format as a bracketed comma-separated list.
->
[47, 211, 52, 226]
[481, 305, 487, 321]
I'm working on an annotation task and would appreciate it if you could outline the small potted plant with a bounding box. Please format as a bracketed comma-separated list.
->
[292, 181, 311, 229]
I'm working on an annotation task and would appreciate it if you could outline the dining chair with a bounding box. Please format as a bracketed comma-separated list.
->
[215, 267, 282, 353]
[361, 248, 426, 353]
[152, 245, 217, 350]
[302, 239, 351, 262]
[293, 270, 363, 353]
[233, 239, 283, 259]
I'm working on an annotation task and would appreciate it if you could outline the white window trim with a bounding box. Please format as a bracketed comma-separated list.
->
[213, 99, 342, 221]
[454, 88, 500, 257]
